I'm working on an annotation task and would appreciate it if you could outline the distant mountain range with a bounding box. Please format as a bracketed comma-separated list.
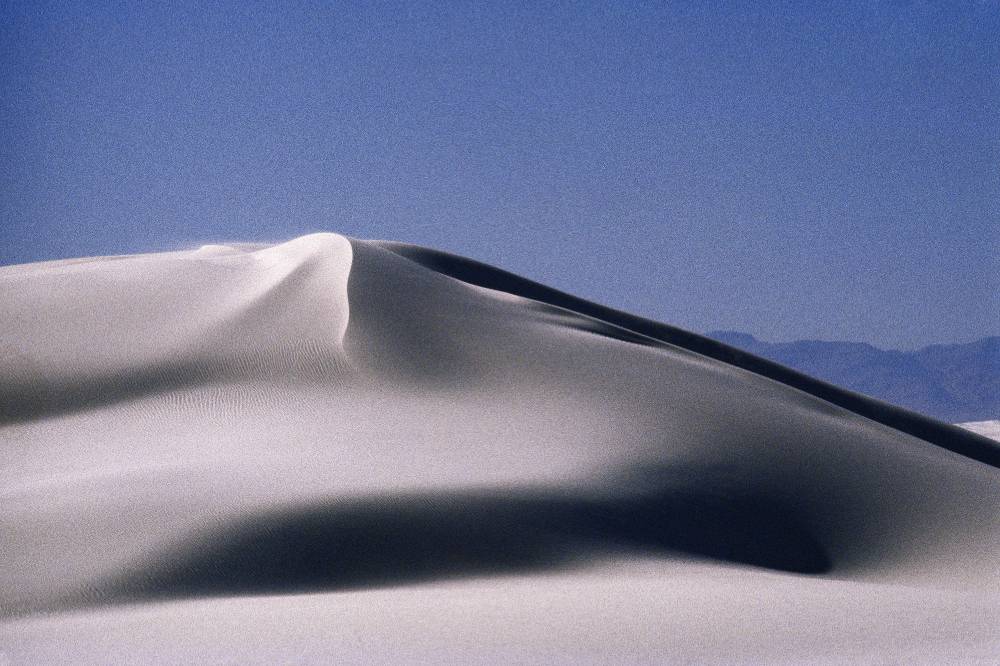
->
[706, 332, 1000, 423]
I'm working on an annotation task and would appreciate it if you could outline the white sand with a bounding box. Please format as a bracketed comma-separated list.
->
[960, 420, 1000, 442]
[2, 233, 998, 664]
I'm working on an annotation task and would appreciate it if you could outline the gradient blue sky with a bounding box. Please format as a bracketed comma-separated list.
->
[2, 1, 997, 348]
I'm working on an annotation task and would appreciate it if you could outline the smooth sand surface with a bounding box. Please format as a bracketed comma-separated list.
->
[961, 420, 1000, 442]
[2, 233, 998, 663]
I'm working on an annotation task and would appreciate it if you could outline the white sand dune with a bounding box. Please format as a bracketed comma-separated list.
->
[2, 233, 998, 664]
[960, 420, 1000, 443]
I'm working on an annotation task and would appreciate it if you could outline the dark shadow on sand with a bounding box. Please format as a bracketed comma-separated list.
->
[377, 241, 1000, 468]
[81, 470, 829, 608]
[0, 361, 209, 425]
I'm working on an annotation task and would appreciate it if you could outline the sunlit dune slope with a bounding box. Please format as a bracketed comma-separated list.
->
[2, 233, 997, 663]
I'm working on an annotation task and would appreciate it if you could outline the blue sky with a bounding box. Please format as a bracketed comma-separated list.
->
[2, 1, 997, 348]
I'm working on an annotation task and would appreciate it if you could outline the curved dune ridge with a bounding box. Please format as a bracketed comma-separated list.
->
[1, 233, 998, 663]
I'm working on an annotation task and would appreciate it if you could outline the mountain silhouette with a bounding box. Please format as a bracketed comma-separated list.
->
[707, 332, 999, 423]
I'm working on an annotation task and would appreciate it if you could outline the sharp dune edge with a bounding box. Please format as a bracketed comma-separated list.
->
[1, 233, 998, 664]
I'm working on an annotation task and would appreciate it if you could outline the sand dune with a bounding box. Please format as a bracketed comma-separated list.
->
[2, 233, 998, 663]
[961, 420, 1000, 442]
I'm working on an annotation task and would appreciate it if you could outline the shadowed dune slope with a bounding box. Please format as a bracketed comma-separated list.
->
[376, 241, 1000, 467]
[1, 233, 998, 663]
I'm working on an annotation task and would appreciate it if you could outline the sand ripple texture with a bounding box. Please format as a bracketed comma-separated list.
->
[2, 233, 998, 664]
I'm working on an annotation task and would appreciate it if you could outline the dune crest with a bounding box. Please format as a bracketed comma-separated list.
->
[1, 234, 998, 663]
[0, 233, 354, 423]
